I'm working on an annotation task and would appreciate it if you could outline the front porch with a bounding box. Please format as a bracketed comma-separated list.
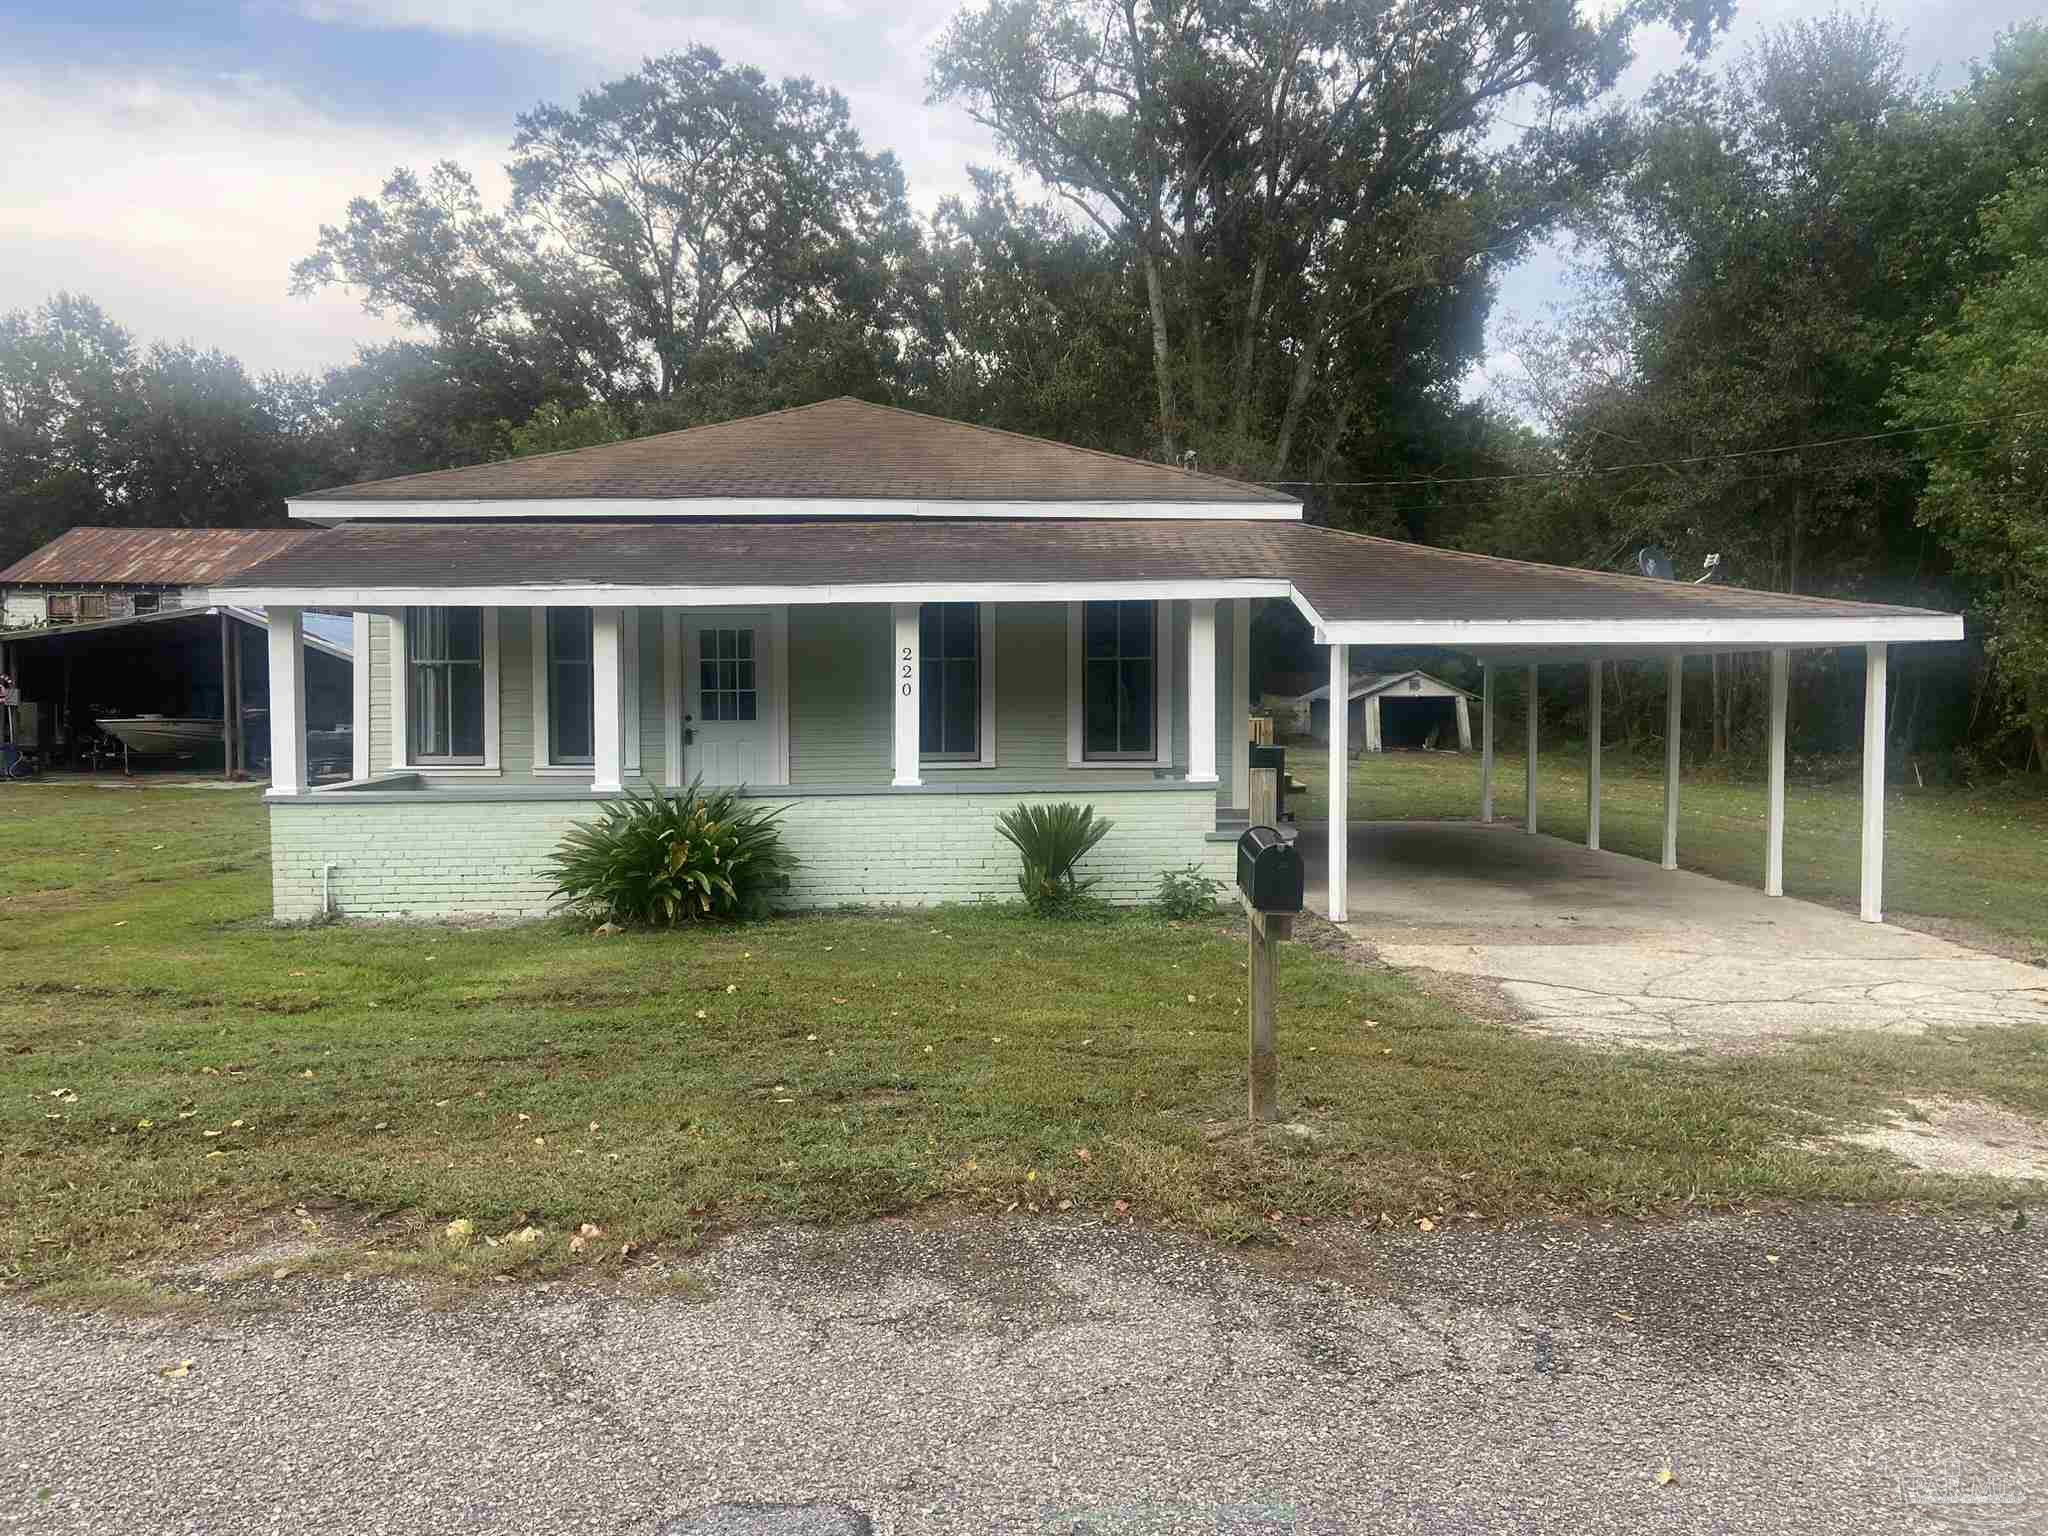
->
[256, 596, 1252, 919]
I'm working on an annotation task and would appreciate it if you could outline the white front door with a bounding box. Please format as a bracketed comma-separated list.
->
[685, 611, 778, 785]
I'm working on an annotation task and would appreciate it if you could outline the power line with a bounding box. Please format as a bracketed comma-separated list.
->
[1259, 410, 2048, 489]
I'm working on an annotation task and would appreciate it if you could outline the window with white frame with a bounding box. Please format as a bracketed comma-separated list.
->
[919, 602, 987, 760]
[1081, 600, 1158, 759]
[406, 606, 486, 762]
[546, 608, 595, 764]
[698, 626, 757, 721]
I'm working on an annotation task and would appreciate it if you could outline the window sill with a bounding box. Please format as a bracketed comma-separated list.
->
[1065, 759, 1170, 771]
[922, 759, 998, 770]
[531, 765, 596, 778]
[394, 763, 502, 777]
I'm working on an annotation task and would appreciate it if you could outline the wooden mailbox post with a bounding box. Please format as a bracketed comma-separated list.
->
[1244, 765, 1296, 1123]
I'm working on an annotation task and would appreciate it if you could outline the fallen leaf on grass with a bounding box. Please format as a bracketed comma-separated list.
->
[444, 1219, 474, 1243]
[511, 1226, 542, 1244]
[1417, 1217, 1436, 1233]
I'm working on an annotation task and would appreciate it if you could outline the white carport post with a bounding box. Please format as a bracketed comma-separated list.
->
[1662, 655, 1682, 870]
[1326, 642, 1350, 922]
[1765, 648, 1789, 897]
[1586, 661, 1602, 852]
[1187, 599, 1218, 784]
[891, 603, 922, 787]
[266, 606, 306, 797]
[1524, 664, 1539, 835]
[592, 605, 624, 794]
[1860, 642, 1888, 922]
[1479, 665, 1495, 824]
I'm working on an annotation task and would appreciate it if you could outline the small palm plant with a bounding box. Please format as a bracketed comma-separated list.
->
[995, 802, 1115, 916]
[549, 781, 796, 925]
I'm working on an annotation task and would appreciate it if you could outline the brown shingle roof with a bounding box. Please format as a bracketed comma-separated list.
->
[0, 526, 315, 587]
[217, 519, 1952, 627]
[296, 398, 1297, 505]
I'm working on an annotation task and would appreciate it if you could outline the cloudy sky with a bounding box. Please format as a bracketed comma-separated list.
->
[1, 0, 2040, 384]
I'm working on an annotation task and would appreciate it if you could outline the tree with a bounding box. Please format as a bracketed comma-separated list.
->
[1892, 165, 2048, 770]
[928, 0, 1730, 472]
[298, 50, 922, 414]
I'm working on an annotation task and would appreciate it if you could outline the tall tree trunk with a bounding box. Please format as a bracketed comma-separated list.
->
[1270, 319, 1325, 476]
[2027, 674, 2048, 774]
[1787, 484, 1806, 595]
[1229, 249, 1270, 446]
[1140, 247, 1176, 459]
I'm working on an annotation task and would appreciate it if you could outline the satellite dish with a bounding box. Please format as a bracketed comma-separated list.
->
[1637, 546, 1675, 581]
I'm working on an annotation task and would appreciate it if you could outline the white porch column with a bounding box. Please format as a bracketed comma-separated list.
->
[350, 611, 371, 782]
[1662, 654, 1683, 870]
[1187, 598, 1218, 784]
[1860, 642, 1888, 922]
[1524, 664, 1539, 835]
[592, 605, 623, 793]
[1454, 694, 1472, 752]
[1766, 647, 1789, 897]
[1230, 598, 1251, 811]
[1327, 642, 1350, 922]
[892, 602, 922, 787]
[1364, 695, 1382, 753]
[1479, 665, 1495, 823]
[1586, 661, 1602, 852]
[266, 606, 306, 796]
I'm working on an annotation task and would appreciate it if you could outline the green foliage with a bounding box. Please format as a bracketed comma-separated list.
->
[548, 783, 796, 925]
[1891, 162, 2048, 770]
[994, 802, 1114, 917]
[1154, 863, 1221, 920]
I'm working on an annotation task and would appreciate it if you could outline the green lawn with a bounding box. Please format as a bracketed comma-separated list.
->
[1, 784, 2043, 1297]
[1286, 745, 2048, 956]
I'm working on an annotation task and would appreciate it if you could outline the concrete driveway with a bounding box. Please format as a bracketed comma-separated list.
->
[1303, 821, 2048, 1051]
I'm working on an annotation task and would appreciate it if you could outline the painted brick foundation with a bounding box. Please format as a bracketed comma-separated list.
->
[269, 788, 1233, 920]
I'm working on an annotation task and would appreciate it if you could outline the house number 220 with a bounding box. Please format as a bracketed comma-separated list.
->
[900, 646, 914, 696]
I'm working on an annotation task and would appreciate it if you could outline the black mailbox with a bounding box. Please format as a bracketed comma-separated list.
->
[1236, 825, 1304, 913]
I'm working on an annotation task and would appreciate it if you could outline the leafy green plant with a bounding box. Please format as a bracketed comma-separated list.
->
[995, 801, 1114, 916]
[548, 781, 796, 925]
[1154, 862, 1221, 919]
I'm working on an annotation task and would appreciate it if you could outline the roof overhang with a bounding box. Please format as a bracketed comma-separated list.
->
[1290, 596, 1964, 652]
[287, 497, 1301, 523]
[214, 578, 1293, 608]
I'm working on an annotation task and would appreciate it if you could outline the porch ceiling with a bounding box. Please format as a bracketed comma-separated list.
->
[213, 518, 1961, 649]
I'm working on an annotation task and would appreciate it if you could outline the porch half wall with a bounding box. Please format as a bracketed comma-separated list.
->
[268, 785, 1232, 920]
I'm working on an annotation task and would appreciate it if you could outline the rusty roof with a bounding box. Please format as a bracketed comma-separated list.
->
[0, 527, 316, 587]
[294, 398, 1297, 506]
[216, 519, 1955, 634]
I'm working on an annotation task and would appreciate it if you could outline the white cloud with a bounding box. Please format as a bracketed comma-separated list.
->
[294, 0, 1000, 210]
[0, 66, 508, 375]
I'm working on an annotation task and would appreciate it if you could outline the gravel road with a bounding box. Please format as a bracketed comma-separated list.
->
[2, 1207, 2043, 1534]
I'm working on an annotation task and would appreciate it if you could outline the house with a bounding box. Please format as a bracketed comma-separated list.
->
[1289, 669, 1476, 752]
[211, 397, 1961, 923]
[0, 527, 353, 775]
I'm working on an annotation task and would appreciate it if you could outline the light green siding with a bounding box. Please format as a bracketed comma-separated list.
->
[351, 598, 1247, 801]
[788, 604, 889, 783]
[367, 613, 393, 775]
[269, 786, 1232, 919]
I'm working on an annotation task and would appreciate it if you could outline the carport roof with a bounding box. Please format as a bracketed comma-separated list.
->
[213, 519, 1961, 648]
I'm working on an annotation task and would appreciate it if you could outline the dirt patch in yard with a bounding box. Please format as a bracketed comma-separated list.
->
[1829, 1098, 2048, 1181]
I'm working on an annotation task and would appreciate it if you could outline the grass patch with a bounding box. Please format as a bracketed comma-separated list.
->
[1, 784, 2043, 1294]
[1287, 745, 2048, 954]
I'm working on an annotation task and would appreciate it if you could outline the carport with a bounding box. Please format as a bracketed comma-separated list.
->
[1285, 537, 1964, 926]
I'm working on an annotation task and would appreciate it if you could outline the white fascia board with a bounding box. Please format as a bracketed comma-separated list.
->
[209, 578, 1294, 607]
[1304, 614, 1965, 648]
[286, 497, 1301, 522]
